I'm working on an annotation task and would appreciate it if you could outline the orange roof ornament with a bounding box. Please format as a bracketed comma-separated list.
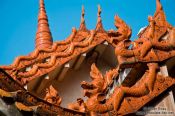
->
[154, 0, 165, 20]
[95, 5, 105, 32]
[1, 0, 175, 115]
[79, 5, 87, 31]
[154, 0, 171, 28]
[35, 0, 53, 49]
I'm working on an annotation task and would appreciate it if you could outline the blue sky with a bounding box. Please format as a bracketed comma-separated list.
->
[0, 0, 175, 65]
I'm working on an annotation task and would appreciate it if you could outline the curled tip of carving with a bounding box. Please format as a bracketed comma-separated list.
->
[114, 15, 121, 22]
[114, 15, 124, 27]
[114, 15, 120, 19]
[156, 0, 162, 11]
[153, 0, 168, 27]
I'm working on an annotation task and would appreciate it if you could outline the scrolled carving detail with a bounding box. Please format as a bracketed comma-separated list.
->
[78, 63, 118, 115]
[44, 85, 62, 106]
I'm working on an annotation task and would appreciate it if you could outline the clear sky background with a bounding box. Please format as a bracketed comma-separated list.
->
[0, 0, 174, 65]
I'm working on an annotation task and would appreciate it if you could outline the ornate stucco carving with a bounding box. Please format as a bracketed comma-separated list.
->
[44, 85, 62, 106]
[0, 0, 175, 115]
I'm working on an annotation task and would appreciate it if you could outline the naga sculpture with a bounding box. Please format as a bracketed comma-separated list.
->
[44, 85, 62, 106]
[73, 0, 175, 115]
[111, 0, 175, 112]
[115, 16, 175, 65]
[113, 63, 159, 110]
[108, 15, 132, 46]
[78, 64, 118, 115]
[0, 0, 174, 115]
[76, 63, 158, 115]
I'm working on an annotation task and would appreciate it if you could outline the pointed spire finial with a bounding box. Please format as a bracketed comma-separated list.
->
[95, 5, 105, 32]
[97, 4, 101, 17]
[82, 5, 85, 17]
[35, 0, 53, 49]
[79, 5, 87, 31]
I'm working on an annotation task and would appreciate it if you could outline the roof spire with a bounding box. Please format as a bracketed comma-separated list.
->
[95, 5, 105, 32]
[79, 5, 87, 31]
[35, 0, 53, 49]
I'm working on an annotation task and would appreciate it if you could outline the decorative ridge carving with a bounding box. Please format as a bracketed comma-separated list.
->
[0, 0, 175, 115]
[114, 0, 175, 66]
[153, 0, 171, 28]
[44, 85, 62, 106]
[71, 63, 119, 114]
[35, 0, 53, 49]
[8, 30, 109, 85]
[108, 15, 132, 46]
[95, 5, 105, 32]
[0, 26, 107, 73]
[66, 0, 175, 115]
[0, 6, 109, 74]
[79, 5, 87, 31]
[0, 28, 83, 70]
[77, 59, 175, 115]
[17, 30, 96, 78]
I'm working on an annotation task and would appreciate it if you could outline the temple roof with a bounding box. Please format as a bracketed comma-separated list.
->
[0, 0, 175, 115]
[0, 1, 114, 85]
[0, 0, 175, 85]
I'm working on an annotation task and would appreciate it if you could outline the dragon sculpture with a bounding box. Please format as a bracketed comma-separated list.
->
[68, 63, 118, 115]
[108, 15, 132, 46]
[68, 0, 175, 115]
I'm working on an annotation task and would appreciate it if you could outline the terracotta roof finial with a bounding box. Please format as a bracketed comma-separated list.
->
[154, 0, 168, 27]
[95, 5, 105, 32]
[35, 0, 53, 49]
[79, 5, 87, 31]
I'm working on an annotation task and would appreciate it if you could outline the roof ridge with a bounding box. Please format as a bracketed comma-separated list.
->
[17, 30, 96, 79]
[0, 28, 78, 70]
